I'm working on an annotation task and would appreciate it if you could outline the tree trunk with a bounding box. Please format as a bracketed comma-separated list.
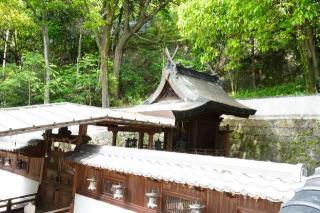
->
[298, 24, 319, 93]
[113, 43, 124, 97]
[76, 27, 82, 75]
[28, 79, 31, 105]
[306, 25, 319, 81]
[227, 71, 235, 95]
[97, 25, 111, 108]
[2, 30, 10, 69]
[42, 25, 50, 104]
[250, 38, 256, 89]
[113, 33, 131, 97]
[12, 29, 21, 66]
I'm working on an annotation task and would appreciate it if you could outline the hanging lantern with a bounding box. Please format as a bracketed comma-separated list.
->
[145, 189, 159, 209]
[189, 203, 205, 213]
[112, 184, 124, 200]
[87, 177, 96, 191]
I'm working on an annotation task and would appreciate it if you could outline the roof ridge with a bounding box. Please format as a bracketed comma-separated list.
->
[175, 65, 219, 83]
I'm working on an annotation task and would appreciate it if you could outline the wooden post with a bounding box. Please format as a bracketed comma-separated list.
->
[163, 131, 168, 151]
[7, 199, 11, 212]
[72, 165, 79, 197]
[112, 130, 118, 146]
[76, 124, 88, 145]
[138, 132, 144, 149]
[165, 129, 174, 151]
[39, 129, 52, 184]
[148, 133, 154, 149]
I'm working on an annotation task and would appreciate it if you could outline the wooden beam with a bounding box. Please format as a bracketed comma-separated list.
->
[138, 132, 144, 149]
[112, 130, 118, 146]
[96, 121, 168, 131]
[108, 125, 161, 133]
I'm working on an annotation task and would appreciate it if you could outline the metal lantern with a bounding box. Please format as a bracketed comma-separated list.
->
[4, 158, 10, 166]
[145, 189, 159, 209]
[113, 184, 124, 200]
[189, 203, 205, 213]
[87, 177, 97, 191]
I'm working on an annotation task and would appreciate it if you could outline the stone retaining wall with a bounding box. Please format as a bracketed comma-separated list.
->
[222, 118, 320, 172]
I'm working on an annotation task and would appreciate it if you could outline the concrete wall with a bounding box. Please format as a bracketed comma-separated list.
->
[222, 118, 320, 172]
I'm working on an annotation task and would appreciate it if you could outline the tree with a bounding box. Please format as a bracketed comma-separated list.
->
[112, 0, 172, 97]
[83, 0, 120, 108]
[286, 0, 320, 93]
[0, 0, 34, 68]
[23, 0, 54, 103]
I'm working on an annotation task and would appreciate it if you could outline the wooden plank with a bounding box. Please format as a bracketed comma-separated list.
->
[127, 175, 145, 206]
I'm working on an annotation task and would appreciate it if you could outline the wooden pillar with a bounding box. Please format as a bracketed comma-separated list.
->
[72, 165, 79, 196]
[76, 124, 88, 145]
[39, 129, 52, 183]
[112, 130, 118, 146]
[138, 132, 144, 149]
[148, 133, 154, 149]
[79, 124, 88, 136]
[165, 129, 174, 151]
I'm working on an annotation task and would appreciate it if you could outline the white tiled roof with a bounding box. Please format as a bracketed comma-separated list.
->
[66, 145, 306, 202]
[0, 103, 175, 136]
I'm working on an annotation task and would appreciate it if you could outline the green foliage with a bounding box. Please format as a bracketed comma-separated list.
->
[233, 81, 306, 99]
[0, 53, 44, 107]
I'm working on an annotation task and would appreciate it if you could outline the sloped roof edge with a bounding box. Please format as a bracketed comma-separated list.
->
[145, 63, 256, 118]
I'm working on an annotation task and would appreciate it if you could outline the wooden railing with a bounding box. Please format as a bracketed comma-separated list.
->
[45, 206, 71, 213]
[0, 193, 36, 212]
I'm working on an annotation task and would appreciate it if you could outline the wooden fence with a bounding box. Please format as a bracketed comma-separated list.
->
[0, 193, 36, 212]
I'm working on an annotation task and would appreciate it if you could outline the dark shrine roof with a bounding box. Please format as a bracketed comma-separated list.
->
[280, 167, 320, 213]
[120, 63, 256, 118]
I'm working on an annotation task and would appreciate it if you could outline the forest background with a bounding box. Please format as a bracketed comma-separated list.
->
[0, 0, 319, 108]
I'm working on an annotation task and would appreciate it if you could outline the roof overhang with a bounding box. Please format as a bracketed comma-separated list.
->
[0, 103, 175, 137]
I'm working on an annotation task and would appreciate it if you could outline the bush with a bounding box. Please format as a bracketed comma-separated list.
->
[232, 81, 306, 99]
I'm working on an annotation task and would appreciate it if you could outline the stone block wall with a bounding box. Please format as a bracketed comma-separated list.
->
[221, 118, 320, 173]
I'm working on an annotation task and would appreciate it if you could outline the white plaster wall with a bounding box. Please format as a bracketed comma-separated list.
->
[237, 95, 320, 119]
[74, 194, 136, 213]
[0, 169, 39, 199]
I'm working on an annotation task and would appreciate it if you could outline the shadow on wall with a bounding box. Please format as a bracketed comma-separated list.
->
[222, 118, 320, 173]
